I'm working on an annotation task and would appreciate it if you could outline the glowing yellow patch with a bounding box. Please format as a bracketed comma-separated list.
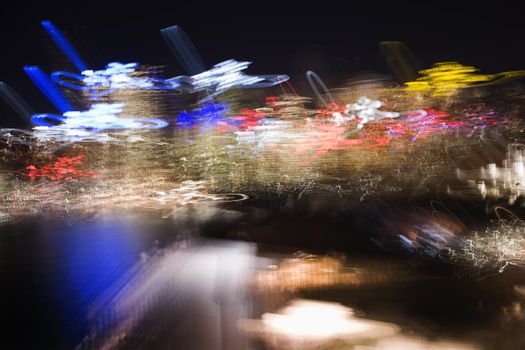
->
[405, 62, 525, 97]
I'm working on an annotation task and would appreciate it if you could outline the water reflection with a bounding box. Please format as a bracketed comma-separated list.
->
[2, 216, 525, 349]
[62, 220, 145, 305]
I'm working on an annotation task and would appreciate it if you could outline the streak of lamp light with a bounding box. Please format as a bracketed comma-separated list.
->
[41, 20, 89, 72]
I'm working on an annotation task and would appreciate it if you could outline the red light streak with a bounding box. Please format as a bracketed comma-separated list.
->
[25, 155, 96, 181]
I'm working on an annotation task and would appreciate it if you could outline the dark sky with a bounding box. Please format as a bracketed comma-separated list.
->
[0, 0, 523, 121]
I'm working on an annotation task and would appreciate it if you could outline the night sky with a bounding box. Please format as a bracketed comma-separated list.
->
[1, 0, 523, 123]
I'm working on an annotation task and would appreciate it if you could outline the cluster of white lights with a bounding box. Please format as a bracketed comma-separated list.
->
[182, 59, 288, 101]
[460, 144, 525, 204]
[333, 97, 400, 128]
[81, 62, 167, 90]
[32, 103, 168, 142]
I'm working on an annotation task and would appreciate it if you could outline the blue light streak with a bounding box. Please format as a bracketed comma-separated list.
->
[41, 20, 89, 72]
[24, 66, 74, 113]
[176, 102, 229, 129]
[31, 113, 67, 127]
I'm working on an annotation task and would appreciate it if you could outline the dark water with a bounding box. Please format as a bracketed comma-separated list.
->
[1, 217, 164, 349]
[1, 197, 525, 350]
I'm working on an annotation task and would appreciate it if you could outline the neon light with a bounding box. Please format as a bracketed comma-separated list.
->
[43, 22, 288, 101]
[58, 103, 168, 129]
[405, 61, 525, 97]
[345, 97, 400, 129]
[189, 59, 289, 101]
[31, 113, 67, 127]
[25, 155, 96, 181]
[24, 66, 73, 113]
[230, 109, 266, 129]
[84, 62, 180, 90]
[41, 21, 88, 72]
[49, 59, 285, 101]
[373, 108, 503, 142]
[176, 103, 268, 132]
[176, 102, 229, 128]
[316, 103, 347, 118]
[316, 97, 400, 129]
[31, 103, 168, 142]
[234, 101, 504, 166]
[82, 62, 138, 89]
[161, 25, 289, 99]
[52, 62, 182, 98]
